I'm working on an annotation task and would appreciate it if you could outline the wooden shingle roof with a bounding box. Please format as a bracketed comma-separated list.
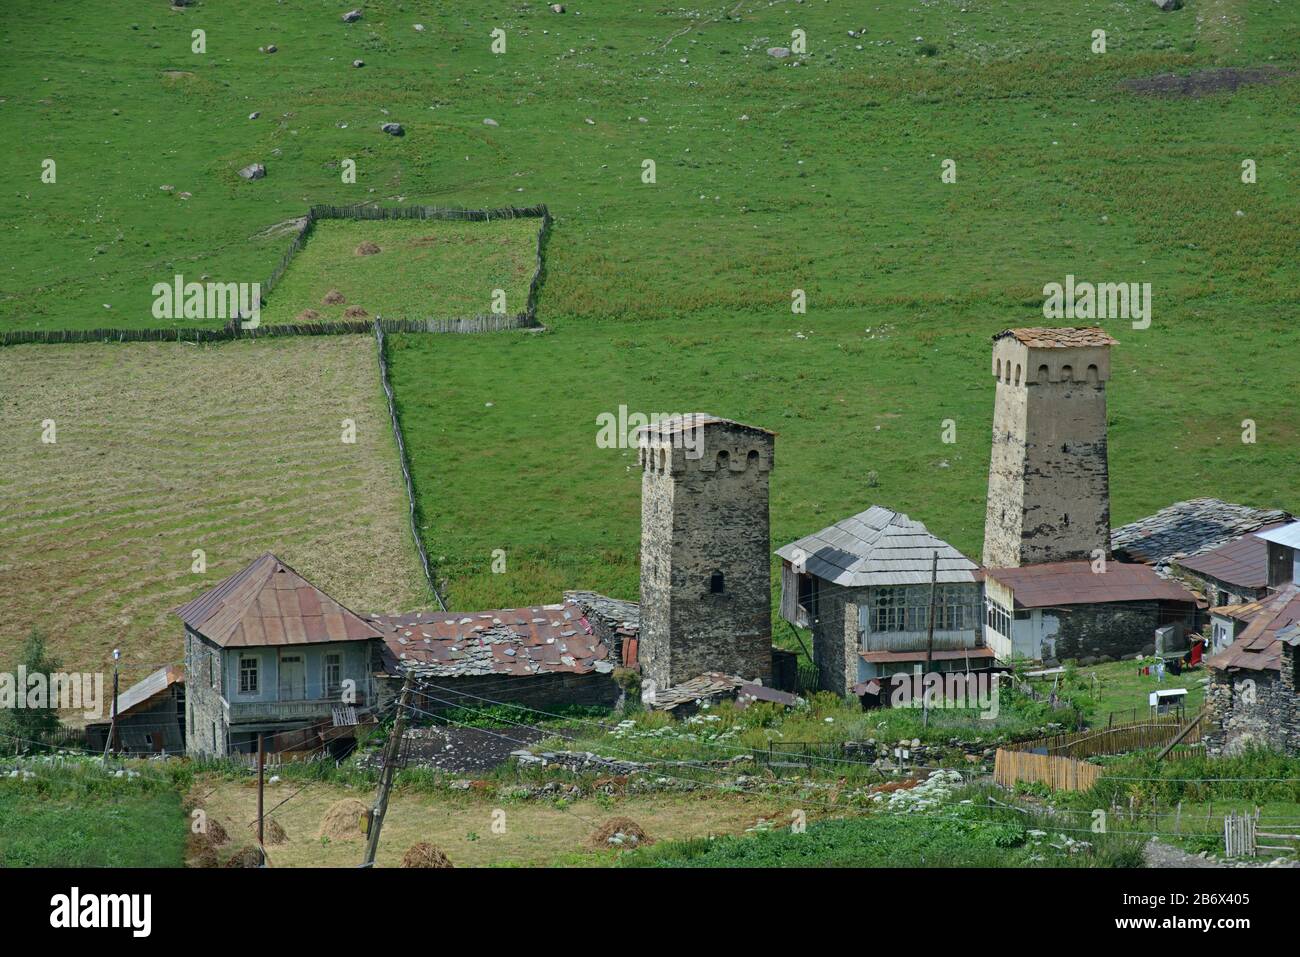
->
[173, 553, 381, 648]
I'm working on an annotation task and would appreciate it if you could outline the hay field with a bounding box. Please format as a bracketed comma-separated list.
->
[0, 336, 425, 677]
[260, 218, 542, 326]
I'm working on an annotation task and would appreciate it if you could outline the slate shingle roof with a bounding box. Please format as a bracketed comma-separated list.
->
[995, 327, 1118, 348]
[775, 505, 979, 587]
[1111, 499, 1291, 570]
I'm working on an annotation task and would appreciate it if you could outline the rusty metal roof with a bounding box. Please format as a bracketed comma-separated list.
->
[1175, 524, 1286, 590]
[1112, 499, 1290, 569]
[983, 561, 1198, 609]
[1206, 585, 1300, 673]
[173, 553, 382, 648]
[994, 327, 1118, 348]
[368, 600, 614, 679]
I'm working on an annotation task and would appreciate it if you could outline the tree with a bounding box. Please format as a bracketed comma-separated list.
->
[0, 629, 63, 749]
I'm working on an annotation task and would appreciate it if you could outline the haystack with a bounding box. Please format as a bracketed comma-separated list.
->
[295, 308, 322, 322]
[319, 798, 369, 841]
[205, 818, 230, 845]
[264, 817, 288, 845]
[343, 306, 369, 319]
[355, 241, 381, 255]
[224, 845, 264, 868]
[322, 289, 346, 305]
[589, 817, 652, 849]
[399, 842, 454, 868]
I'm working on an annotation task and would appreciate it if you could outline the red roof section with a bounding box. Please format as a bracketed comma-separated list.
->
[1206, 585, 1300, 674]
[982, 561, 1198, 609]
[173, 553, 382, 648]
[1176, 525, 1285, 590]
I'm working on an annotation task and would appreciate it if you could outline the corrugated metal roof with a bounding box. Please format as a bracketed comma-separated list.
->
[994, 327, 1118, 348]
[106, 665, 184, 721]
[1253, 521, 1300, 550]
[982, 561, 1199, 609]
[1206, 585, 1300, 673]
[173, 553, 382, 648]
[368, 600, 614, 679]
[1175, 524, 1286, 589]
[775, 506, 979, 587]
[1111, 499, 1290, 569]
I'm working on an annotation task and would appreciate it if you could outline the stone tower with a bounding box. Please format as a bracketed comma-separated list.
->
[983, 328, 1117, 568]
[638, 414, 775, 692]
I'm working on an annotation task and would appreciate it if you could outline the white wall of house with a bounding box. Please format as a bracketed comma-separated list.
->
[222, 641, 369, 705]
[984, 578, 1056, 661]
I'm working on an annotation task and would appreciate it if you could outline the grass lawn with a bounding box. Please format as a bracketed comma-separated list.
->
[190, 774, 794, 867]
[0, 337, 425, 675]
[260, 217, 542, 325]
[1066, 658, 1209, 725]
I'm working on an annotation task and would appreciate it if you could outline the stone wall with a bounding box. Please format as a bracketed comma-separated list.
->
[639, 420, 774, 689]
[983, 338, 1112, 567]
[1205, 646, 1300, 756]
[391, 670, 622, 717]
[1053, 601, 1164, 661]
[184, 628, 228, 757]
[809, 586, 863, 697]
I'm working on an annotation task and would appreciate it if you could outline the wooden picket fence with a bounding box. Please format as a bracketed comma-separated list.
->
[993, 748, 1102, 793]
[1007, 715, 1197, 760]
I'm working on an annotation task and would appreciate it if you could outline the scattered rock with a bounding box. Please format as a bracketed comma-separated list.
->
[767, 47, 791, 59]
[322, 290, 346, 305]
[261, 44, 278, 54]
[482, 117, 499, 127]
[413, 23, 425, 32]
[248, 111, 260, 120]
[342, 9, 363, 22]
[400, 842, 454, 868]
[353, 59, 365, 68]
[238, 162, 266, 180]
[550, 3, 565, 12]
[1151, 0, 1182, 9]
[354, 241, 381, 256]
[380, 122, 404, 136]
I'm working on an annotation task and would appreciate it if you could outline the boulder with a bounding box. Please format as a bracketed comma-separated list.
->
[238, 163, 266, 180]
[342, 9, 363, 22]
[1152, 0, 1182, 9]
[353, 59, 364, 68]
[380, 122, 404, 136]
[767, 47, 791, 59]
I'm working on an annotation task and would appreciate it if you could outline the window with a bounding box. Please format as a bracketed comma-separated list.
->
[239, 656, 259, 695]
[986, 597, 1012, 639]
[871, 585, 976, 633]
[797, 573, 818, 625]
[324, 653, 343, 698]
[710, 570, 725, 594]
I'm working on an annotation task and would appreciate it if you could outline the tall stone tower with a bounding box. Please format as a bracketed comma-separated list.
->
[638, 414, 775, 692]
[983, 328, 1117, 568]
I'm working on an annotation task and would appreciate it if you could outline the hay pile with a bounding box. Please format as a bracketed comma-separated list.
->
[295, 308, 322, 322]
[319, 799, 369, 841]
[187, 833, 219, 868]
[355, 241, 381, 255]
[224, 845, 264, 868]
[205, 818, 230, 845]
[343, 306, 369, 319]
[589, 817, 652, 850]
[399, 842, 454, 868]
[264, 818, 288, 846]
[322, 289, 346, 305]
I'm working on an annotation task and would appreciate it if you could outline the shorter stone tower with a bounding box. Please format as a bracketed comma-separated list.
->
[983, 327, 1117, 568]
[638, 414, 775, 691]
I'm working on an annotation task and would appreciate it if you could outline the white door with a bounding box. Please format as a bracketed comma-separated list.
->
[279, 654, 305, 700]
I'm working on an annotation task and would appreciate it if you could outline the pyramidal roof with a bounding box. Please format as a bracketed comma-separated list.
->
[775, 506, 979, 587]
[173, 553, 382, 648]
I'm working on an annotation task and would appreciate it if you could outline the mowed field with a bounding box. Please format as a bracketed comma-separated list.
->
[259, 218, 542, 325]
[0, 337, 425, 677]
[191, 776, 795, 867]
[1, 1, 1298, 623]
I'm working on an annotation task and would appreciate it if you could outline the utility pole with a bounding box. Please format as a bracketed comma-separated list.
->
[103, 649, 121, 759]
[922, 552, 938, 730]
[256, 732, 266, 865]
[362, 671, 414, 868]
